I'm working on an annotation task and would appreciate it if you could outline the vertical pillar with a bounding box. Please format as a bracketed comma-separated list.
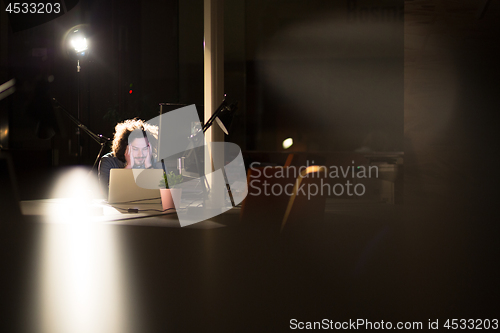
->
[204, 0, 224, 144]
[204, 0, 225, 206]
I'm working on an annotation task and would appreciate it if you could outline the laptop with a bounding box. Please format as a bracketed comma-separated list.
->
[108, 169, 163, 204]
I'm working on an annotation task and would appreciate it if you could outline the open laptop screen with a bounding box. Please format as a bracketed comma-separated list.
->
[108, 169, 163, 204]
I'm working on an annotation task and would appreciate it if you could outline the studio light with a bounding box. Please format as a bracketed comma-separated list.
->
[71, 37, 88, 53]
[70, 29, 88, 57]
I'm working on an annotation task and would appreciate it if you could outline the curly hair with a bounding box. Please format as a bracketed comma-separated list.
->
[111, 119, 158, 163]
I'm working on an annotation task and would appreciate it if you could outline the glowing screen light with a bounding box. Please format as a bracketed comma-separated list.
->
[282, 138, 293, 149]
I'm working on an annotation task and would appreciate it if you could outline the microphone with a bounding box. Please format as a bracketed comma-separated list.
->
[215, 102, 238, 135]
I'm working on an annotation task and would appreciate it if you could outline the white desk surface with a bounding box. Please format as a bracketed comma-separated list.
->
[20, 198, 226, 229]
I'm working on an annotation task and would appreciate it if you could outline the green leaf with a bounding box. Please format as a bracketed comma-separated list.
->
[159, 171, 183, 189]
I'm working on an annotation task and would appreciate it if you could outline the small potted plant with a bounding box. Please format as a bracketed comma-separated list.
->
[159, 171, 183, 210]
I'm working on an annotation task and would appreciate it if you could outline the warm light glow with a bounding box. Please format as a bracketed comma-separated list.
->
[71, 37, 88, 53]
[33, 166, 137, 332]
[282, 138, 293, 149]
[50, 167, 101, 201]
[43, 167, 103, 223]
[36, 222, 131, 333]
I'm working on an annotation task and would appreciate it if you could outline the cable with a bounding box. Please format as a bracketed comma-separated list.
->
[112, 207, 176, 213]
[108, 197, 161, 204]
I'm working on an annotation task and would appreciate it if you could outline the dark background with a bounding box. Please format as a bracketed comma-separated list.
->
[1, 0, 500, 332]
[1, 0, 403, 166]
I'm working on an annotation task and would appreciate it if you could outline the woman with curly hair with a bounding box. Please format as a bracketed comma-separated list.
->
[98, 118, 158, 196]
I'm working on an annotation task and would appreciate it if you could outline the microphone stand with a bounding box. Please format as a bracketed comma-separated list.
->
[157, 98, 238, 211]
[202, 99, 236, 207]
[175, 98, 237, 207]
[52, 98, 111, 171]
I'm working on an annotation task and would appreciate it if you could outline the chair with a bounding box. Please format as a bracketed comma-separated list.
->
[284, 153, 294, 167]
[280, 166, 328, 231]
[240, 165, 328, 232]
[240, 166, 296, 226]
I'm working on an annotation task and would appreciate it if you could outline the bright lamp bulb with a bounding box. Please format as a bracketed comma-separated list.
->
[282, 138, 293, 149]
[71, 37, 88, 53]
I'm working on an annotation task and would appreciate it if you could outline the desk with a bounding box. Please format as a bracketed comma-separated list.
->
[3, 198, 497, 332]
[20, 198, 227, 229]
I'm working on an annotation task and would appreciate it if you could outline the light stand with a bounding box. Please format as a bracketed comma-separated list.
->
[77, 59, 81, 163]
[70, 30, 88, 164]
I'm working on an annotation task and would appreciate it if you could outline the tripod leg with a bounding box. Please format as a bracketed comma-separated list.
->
[91, 142, 107, 172]
[221, 168, 236, 207]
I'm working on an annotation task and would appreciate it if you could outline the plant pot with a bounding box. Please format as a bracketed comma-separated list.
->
[160, 188, 182, 211]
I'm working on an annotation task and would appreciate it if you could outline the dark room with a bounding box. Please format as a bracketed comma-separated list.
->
[1, 0, 499, 332]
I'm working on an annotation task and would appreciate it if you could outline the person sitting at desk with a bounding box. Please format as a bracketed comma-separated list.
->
[98, 118, 158, 196]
